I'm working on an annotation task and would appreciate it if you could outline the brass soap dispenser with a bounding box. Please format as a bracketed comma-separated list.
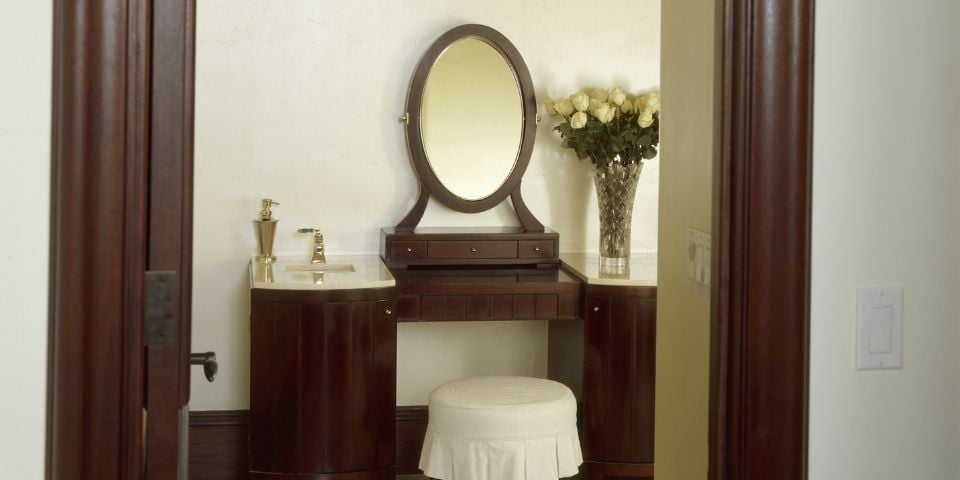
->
[254, 198, 279, 261]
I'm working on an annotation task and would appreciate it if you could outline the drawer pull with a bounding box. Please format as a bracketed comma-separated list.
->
[471, 247, 478, 253]
[534, 247, 541, 252]
[385, 309, 392, 315]
[406, 247, 413, 253]
[593, 306, 600, 312]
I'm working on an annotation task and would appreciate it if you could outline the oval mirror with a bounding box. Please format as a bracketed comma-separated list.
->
[420, 38, 522, 200]
[400, 24, 540, 226]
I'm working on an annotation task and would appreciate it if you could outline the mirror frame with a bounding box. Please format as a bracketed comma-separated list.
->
[397, 24, 544, 232]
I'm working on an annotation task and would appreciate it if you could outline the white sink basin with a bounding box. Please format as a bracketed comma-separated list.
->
[284, 263, 356, 273]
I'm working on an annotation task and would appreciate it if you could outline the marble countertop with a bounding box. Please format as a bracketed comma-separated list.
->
[560, 252, 657, 286]
[249, 255, 396, 291]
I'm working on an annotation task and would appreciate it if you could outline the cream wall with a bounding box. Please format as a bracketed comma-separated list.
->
[810, 1, 960, 479]
[191, 1, 661, 409]
[654, 0, 715, 478]
[0, 1, 52, 478]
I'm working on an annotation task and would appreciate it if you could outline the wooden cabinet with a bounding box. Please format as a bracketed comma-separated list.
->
[249, 287, 397, 480]
[380, 227, 560, 268]
[582, 285, 657, 480]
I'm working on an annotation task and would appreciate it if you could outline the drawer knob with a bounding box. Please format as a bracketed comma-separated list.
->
[471, 247, 478, 253]
[593, 306, 600, 312]
[534, 247, 541, 252]
[406, 247, 413, 253]
[385, 309, 392, 315]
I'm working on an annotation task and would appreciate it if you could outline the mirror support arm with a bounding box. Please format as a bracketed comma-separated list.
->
[396, 182, 430, 233]
[510, 185, 545, 233]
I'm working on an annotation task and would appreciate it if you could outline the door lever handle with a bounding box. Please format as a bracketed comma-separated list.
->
[191, 351, 218, 382]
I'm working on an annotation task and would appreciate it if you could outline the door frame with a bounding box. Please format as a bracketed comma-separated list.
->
[46, 1, 813, 479]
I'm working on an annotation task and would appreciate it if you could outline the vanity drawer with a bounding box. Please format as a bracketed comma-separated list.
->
[391, 241, 427, 259]
[428, 240, 518, 260]
[518, 240, 555, 259]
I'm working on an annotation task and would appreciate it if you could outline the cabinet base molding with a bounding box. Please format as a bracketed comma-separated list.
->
[250, 468, 394, 480]
[585, 460, 654, 479]
[189, 408, 429, 479]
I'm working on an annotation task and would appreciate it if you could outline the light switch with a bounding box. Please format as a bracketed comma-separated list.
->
[687, 228, 711, 298]
[867, 306, 893, 354]
[857, 287, 903, 370]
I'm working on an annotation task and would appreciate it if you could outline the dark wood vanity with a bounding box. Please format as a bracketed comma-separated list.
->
[249, 249, 656, 480]
[248, 23, 656, 480]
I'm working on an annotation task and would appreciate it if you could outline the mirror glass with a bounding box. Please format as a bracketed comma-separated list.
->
[420, 38, 523, 201]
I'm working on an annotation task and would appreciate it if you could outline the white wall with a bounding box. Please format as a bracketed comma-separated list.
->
[0, 2, 52, 478]
[810, 1, 960, 479]
[191, 0, 661, 409]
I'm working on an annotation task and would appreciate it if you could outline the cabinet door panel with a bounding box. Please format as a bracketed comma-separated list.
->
[632, 298, 656, 461]
[299, 303, 328, 472]
[583, 295, 611, 459]
[255, 296, 397, 476]
[605, 296, 637, 461]
[272, 304, 303, 472]
[372, 300, 397, 467]
[346, 301, 376, 469]
[249, 302, 276, 472]
[583, 293, 656, 464]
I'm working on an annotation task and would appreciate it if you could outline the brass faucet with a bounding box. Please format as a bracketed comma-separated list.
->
[297, 228, 326, 264]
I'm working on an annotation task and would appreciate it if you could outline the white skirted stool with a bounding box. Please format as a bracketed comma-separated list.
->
[418, 376, 583, 480]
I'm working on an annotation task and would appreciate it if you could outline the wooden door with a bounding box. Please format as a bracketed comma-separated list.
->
[143, 0, 197, 478]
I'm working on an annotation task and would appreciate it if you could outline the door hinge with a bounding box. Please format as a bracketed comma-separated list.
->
[144, 271, 179, 346]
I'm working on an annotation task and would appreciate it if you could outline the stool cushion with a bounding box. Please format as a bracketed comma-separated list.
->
[419, 376, 583, 480]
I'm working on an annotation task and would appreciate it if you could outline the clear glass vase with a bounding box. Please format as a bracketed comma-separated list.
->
[593, 161, 642, 276]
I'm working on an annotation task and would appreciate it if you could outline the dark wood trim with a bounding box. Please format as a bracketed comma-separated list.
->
[191, 410, 249, 428]
[585, 461, 654, 479]
[399, 24, 544, 232]
[583, 284, 657, 299]
[510, 184, 545, 233]
[189, 410, 249, 480]
[252, 286, 398, 304]
[395, 184, 429, 233]
[395, 406, 429, 475]
[188, 408, 427, 478]
[48, 0, 151, 478]
[249, 469, 393, 480]
[710, 0, 813, 479]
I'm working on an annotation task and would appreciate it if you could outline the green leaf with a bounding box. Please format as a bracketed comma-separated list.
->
[643, 146, 658, 159]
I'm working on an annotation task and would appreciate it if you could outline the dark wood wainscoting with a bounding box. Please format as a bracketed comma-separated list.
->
[189, 407, 429, 479]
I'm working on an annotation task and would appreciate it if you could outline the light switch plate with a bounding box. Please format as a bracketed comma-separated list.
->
[856, 287, 903, 370]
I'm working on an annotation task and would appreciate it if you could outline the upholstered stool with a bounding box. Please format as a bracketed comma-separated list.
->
[419, 376, 583, 480]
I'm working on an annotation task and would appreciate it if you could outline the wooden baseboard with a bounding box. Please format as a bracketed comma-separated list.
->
[189, 410, 249, 480]
[585, 461, 654, 479]
[395, 406, 428, 475]
[189, 407, 429, 479]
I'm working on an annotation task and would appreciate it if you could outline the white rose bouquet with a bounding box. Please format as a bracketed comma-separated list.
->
[545, 87, 660, 170]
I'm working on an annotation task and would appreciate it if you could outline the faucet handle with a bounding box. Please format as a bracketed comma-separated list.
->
[298, 228, 326, 264]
